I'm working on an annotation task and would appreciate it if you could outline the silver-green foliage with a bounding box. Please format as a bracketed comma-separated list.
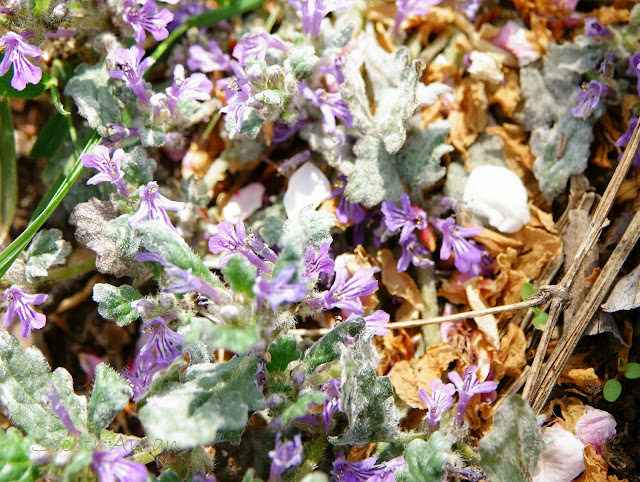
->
[138, 355, 265, 449]
[23, 228, 71, 282]
[0, 427, 40, 482]
[92, 283, 142, 326]
[0, 331, 87, 447]
[64, 62, 122, 137]
[478, 395, 545, 482]
[87, 364, 133, 435]
[395, 433, 455, 482]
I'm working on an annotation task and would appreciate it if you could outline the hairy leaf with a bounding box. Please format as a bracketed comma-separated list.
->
[479, 395, 545, 482]
[280, 392, 326, 425]
[303, 319, 365, 373]
[280, 205, 335, 256]
[222, 255, 257, 295]
[395, 433, 454, 482]
[0, 427, 40, 482]
[87, 364, 133, 435]
[64, 62, 122, 137]
[92, 283, 142, 326]
[24, 229, 71, 282]
[0, 331, 87, 447]
[139, 356, 265, 449]
[122, 146, 157, 188]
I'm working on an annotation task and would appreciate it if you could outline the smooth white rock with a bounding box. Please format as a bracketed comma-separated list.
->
[463, 165, 530, 233]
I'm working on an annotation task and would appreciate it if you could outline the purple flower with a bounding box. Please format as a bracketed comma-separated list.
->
[317, 56, 345, 92]
[80, 145, 130, 196]
[268, 433, 303, 481]
[629, 51, 640, 95]
[91, 445, 148, 482]
[322, 377, 341, 434]
[162, 263, 230, 303]
[418, 379, 456, 429]
[187, 40, 231, 72]
[346, 310, 391, 336]
[273, 119, 308, 143]
[0, 32, 43, 91]
[2, 286, 48, 338]
[304, 243, 335, 281]
[286, 0, 353, 38]
[394, 0, 443, 33]
[106, 123, 139, 144]
[108, 45, 155, 104]
[585, 17, 611, 38]
[216, 64, 259, 133]
[375, 457, 407, 482]
[381, 193, 427, 243]
[331, 175, 366, 225]
[431, 217, 484, 275]
[398, 233, 433, 272]
[332, 452, 380, 482]
[41, 384, 79, 436]
[122, 0, 173, 44]
[571, 80, 613, 119]
[128, 181, 186, 232]
[615, 115, 640, 167]
[299, 81, 353, 133]
[448, 365, 498, 426]
[231, 32, 287, 66]
[122, 349, 162, 400]
[456, 0, 485, 20]
[253, 265, 308, 310]
[314, 268, 377, 315]
[166, 64, 212, 115]
[209, 220, 276, 273]
[138, 318, 184, 365]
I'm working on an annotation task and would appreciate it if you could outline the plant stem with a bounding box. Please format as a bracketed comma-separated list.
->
[47, 257, 97, 282]
[290, 435, 329, 482]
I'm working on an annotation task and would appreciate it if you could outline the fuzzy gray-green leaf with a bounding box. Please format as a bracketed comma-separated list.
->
[139, 355, 265, 449]
[92, 283, 142, 326]
[0, 427, 40, 482]
[395, 433, 454, 482]
[87, 364, 133, 435]
[64, 62, 122, 137]
[24, 229, 71, 282]
[479, 395, 545, 482]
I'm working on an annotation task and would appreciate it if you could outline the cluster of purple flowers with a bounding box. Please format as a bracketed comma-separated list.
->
[331, 452, 406, 482]
[123, 317, 185, 400]
[286, 0, 354, 38]
[418, 366, 498, 428]
[571, 80, 614, 120]
[209, 220, 278, 273]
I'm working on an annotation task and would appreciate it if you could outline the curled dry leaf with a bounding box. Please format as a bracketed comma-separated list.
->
[493, 323, 526, 381]
[601, 262, 640, 312]
[447, 77, 488, 163]
[576, 444, 622, 482]
[558, 353, 602, 394]
[465, 285, 500, 350]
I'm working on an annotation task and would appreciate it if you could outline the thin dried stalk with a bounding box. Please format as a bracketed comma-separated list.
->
[290, 296, 547, 337]
[529, 208, 640, 413]
[523, 119, 640, 410]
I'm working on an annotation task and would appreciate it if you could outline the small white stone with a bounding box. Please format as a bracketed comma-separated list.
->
[283, 162, 331, 219]
[463, 165, 530, 233]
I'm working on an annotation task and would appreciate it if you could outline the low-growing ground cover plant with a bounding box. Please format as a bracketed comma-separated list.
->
[1, 0, 640, 480]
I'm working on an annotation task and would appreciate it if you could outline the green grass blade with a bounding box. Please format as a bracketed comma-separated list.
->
[0, 98, 17, 241]
[0, 132, 102, 278]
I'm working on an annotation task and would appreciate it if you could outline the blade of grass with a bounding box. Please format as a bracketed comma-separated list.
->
[0, 98, 17, 243]
[0, 132, 102, 278]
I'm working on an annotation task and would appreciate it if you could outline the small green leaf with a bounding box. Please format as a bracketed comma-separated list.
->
[479, 395, 545, 482]
[206, 325, 260, 355]
[266, 334, 300, 373]
[0, 98, 17, 238]
[532, 312, 549, 328]
[122, 146, 157, 187]
[23, 228, 71, 282]
[222, 255, 257, 295]
[303, 319, 366, 373]
[0, 427, 40, 482]
[87, 364, 133, 435]
[30, 113, 69, 158]
[603, 379, 622, 402]
[521, 282, 535, 301]
[623, 362, 640, 379]
[92, 283, 142, 326]
[395, 433, 455, 482]
[280, 392, 326, 425]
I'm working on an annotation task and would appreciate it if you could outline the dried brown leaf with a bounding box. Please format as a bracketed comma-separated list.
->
[558, 353, 601, 393]
[377, 249, 424, 318]
[389, 360, 423, 408]
[465, 285, 500, 349]
[576, 444, 623, 482]
[493, 323, 526, 381]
